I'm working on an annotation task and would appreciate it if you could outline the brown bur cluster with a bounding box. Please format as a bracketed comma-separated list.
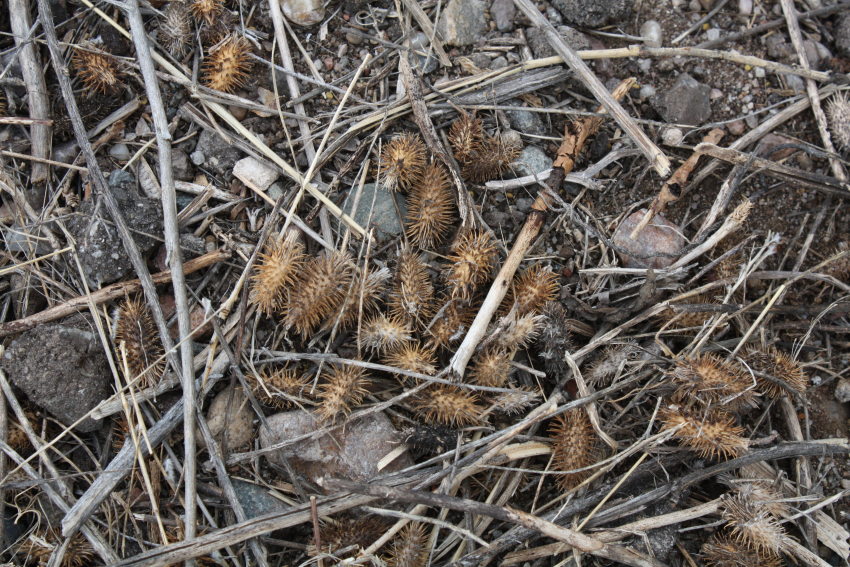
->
[72, 43, 124, 96]
[112, 296, 166, 389]
[448, 112, 521, 183]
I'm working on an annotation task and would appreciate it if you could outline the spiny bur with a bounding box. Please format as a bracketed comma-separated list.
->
[656, 293, 717, 330]
[444, 230, 497, 300]
[72, 44, 123, 96]
[549, 409, 600, 491]
[284, 250, 355, 338]
[414, 384, 483, 427]
[660, 406, 748, 460]
[460, 134, 521, 183]
[315, 364, 371, 422]
[249, 235, 306, 316]
[334, 266, 390, 330]
[448, 112, 483, 163]
[585, 342, 639, 387]
[358, 313, 412, 354]
[538, 301, 573, 376]
[16, 529, 95, 567]
[827, 92, 850, 151]
[384, 523, 430, 567]
[469, 347, 513, 388]
[701, 532, 783, 567]
[158, 1, 192, 57]
[503, 265, 560, 316]
[426, 299, 473, 350]
[190, 0, 225, 25]
[378, 132, 426, 192]
[202, 34, 252, 93]
[720, 492, 790, 556]
[824, 241, 850, 282]
[249, 367, 309, 409]
[494, 311, 543, 351]
[309, 516, 387, 559]
[405, 162, 456, 249]
[0, 91, 6, 116]
[113, 296, 166, 389]
[743, 346, 807, 400]
[491, 386, 541, 415]
[670, 353, 757, 410]
[382, 342, 437, 381]
[389, 247, 435, 328]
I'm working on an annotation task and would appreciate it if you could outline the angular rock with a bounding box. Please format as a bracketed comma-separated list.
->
[2, 318, 112, 432]
[341, 182, 406, 240]
[655, 73, 711, 126]
[612, 210, 685, 269]
[526, 26, 590, 59]
[232, 479, 288, 518]
[550, 0, 631, 27]
[195, 129, 242, 177]
[259, 410, 412, 483]
[201, 386, 254, 453]
[436, 0, 487, 46]
[68, 170, 164, 287]
[410, 32, 439, 74]
[507, 107, 546, 136]
[491, 0, 516, 32]
[233, 156, 280, 192]
[836, 13, 850, 58]
[835, 378, 850, 404]
[509, 145, 551, 179]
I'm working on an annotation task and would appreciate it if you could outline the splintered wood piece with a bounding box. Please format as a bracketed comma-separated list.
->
[630, 128, 725, 239]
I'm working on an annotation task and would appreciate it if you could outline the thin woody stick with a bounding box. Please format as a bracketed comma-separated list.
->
[630, 128, 725, 239]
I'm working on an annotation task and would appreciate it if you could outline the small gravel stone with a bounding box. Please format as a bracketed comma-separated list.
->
[109, 143, 131, 161]
[654, 73, 711, 125]
[551, 0, 631, 27]
[490, 56, 508, 69]
[754, 66, 765, 78]
[232, 479, 288, 519]
[525, 26, 590, 58]
[612, 210, 685, 269]
[341, 182, 406, 239]
[509, 145, 550, 179]
[233, 156, 279, 191]
[171, 148, 193, 181]
[835, 13, 850, 57]
[490, 0, 516, 32]
[640, 20, 663, 47]
[744, 114, 759, 129]
[639, 85, 656, 99]
[436, 0, 487, 46]
[726, 120, 746, 135]
[190, 150, 205, 165]
[661, 127, 684, 146]
[410, 32, 439, 74]
[835, 378, 850, 403]
[507, 107, 545, 136]
[201, 386, 254, 452]
[738, 0, 752, 15]
[705, 28, 720, 41]
[515, 197, 534, 213]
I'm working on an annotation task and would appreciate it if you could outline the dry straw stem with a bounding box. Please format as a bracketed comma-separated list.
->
[668, 199, 753, 270]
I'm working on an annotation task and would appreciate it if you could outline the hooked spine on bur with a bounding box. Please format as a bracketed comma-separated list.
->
[190, 0, 225, 25]
[201, 34, 252, 93]
[502, 264, 560, 316]
[413, 384, 483, 427]
[742, 346, 807, 400]
[389, 247, 435, 328]
[444, 229, 497, 300]
[382, 342, 437, 381]
[827, 92, 850, 151]
[158, 1, 192, 57]
[358, 313, 412, 354]
[249, 366, 309, 409]
[283, 250, 355, 338]
[669, 353, 757, 410]
[660, 406, 748, 460]
[384, 522, 430, 567]
[314, 364, 371, 422]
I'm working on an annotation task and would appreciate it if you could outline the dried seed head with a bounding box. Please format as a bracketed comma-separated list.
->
[460, 134, 521, 183]
[0, 92, 6, 116]
[284, 250, 355, 338]
[504, 265, 560, 316]
[743, 346, 807, 400]
[17, 529, 95, 567]
[670, 353, 757, 410]
[468, 347, 513, 387]
[585, 342, 639, 387]
[315, 364, 371, 422]
[378, 132, 426, 192]
[404, 423, 456, 457]
[383, 343, 437, 381]
[72, 44, 123, 96]
[202, 34, 252, 93]
[495, 312, 544, 351]
[656, 293, 717, 330]
[414, 384, 483, 427]
[824, 242, 850, 282]
[249, 236, 306, 316]
[701, 532, 783, 567]
[721, 493, 790, 555]
[660, 406, 748, 460]
[385, 523, 430, 567]
[190, 0, 225, 25]
[444, 230, 497, 300]
[389, 247, 435, 328]
[730, 199, 753, 226]
[827, 92, 850, 151]
[335, 266, 391, 330]
[549, 409, 600, 491]
[490, 386, 541, 415]
[538, 301, 573, 376]
[448, 112, 483, 163]
[723, 477, 789, 519]
[8, 409, 38, 453]
[113, 296, 166, 389]
[426, 299, 474, 350]
[358, 313, 412, 354]
[405, 162, 456, 249]
[310, 516, 387, 559]
[249, 366, 309, 409]
[158, 1, 192, 57]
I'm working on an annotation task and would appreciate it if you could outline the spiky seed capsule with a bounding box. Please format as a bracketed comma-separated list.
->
[315, 365, 371, 422]
[309, 516, 387, 559]
[660, 406, 748, 460]
[549, 409, 599, 491]
[383, 343, 437, 381]
[444, 230, 497, 300]
[284, 250, 355, 338]
[721, 493, 790, 555]
[113, 296, 166, 389]
[405, 162, 456, 249]
[460, 135, 521, 183]
[358, 313, 412, 354]
[249, 236, 306, 316]
[701, 533, 783, 567]
[670, 353, 757, 410]
[538, 302, 573, 376]
[378, 133, 427, 192]
[190, 0, 225, 25]
[656, 293, 717, 330]
[158, 1, 191, 57]
[0, 92, 6, 116]
[389, 248, 435, 328]
[385, 523, 430, 567]
[448, 113, 484, 163]
[72, 45, 123, 96]
[404, 424, 456, 457]
[495, 312, 543, 351]
[469, 347, 513, 387]
[426, 299, 473, 350]
[743, 346, 807, 400]
[249, 367, 309, 409]
[725, 478, 789, 519]
[824, 242, 850, 282]
[585, 342, 639, 387]
[827, 92, 850, 150]
[8, 409, 37, 453]
[202, 34, 252, 93]
[491, 387, 541, 415]
[334, 266, 390, 330]
[504, 265, 560, 316]
[17, 529, 95, 567]
[414, 385, 483, 427]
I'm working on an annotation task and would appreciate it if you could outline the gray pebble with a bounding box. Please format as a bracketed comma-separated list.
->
[190, 150, 205, 165]
[705, 28, 720, 41]
[109, 143, 131, 161]
[640, 20, 663, 48]
[490, 0, 516, 32]
[490, 56, 508, 69]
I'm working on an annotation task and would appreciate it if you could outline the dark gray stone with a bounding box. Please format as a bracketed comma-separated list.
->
[835, 13, 850, 58]
[654, 73, 711, 126]
[525, 25, 590, 59]
[68, 170, 164, 287]
[491, 0, 516, 32]
[550, 0, 631, 27]
[232, 479, 289, 518]
[171, 148, 194, 181]
[509, 145, 551, 179]
[507, 107, 546, 136]
[2, 318, 112, 432]
[436, 0, 487, 46]
[195, 129, 242, 177]
[341, 183, 406, 240]
[410, 32, 439, 74]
